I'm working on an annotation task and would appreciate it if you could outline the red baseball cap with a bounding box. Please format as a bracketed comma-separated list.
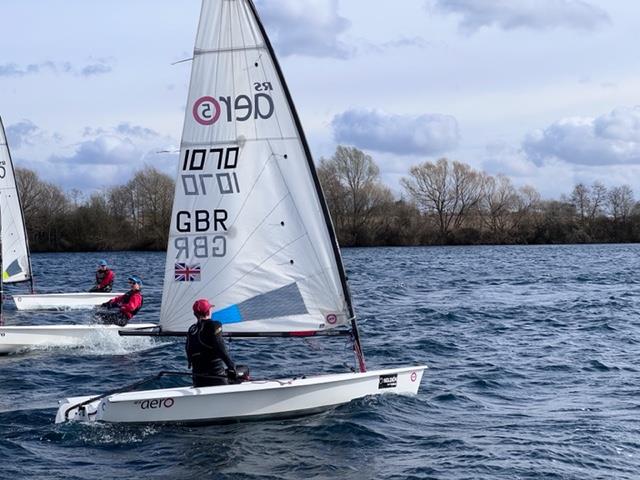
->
[193, 299, 213, 317]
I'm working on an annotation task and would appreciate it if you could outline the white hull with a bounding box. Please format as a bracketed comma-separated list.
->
[56, 366, 426, 424]
[12, 292, 124, 311]
[0, 323, 157, 354]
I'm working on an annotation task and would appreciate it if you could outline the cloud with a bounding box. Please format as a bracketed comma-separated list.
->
[5, 119, 63, 150]
[482, 142, 537, 177]
[523, 106, 640, 166]
[360, 36, 432, 55]
[51, 122, 166, 167]
[378, 36, 432, 49]
[50, 135, 141, 166]
[430, 0, 610, 34]
[254, 0, 353, 58]
[331, 109, 460, 155]
[114, 122, 160, 139]
[6, 120, 41, 149]
[9, 121, 178, 191]
[80, 62, 113, 77]
[0, 59, 114, 78]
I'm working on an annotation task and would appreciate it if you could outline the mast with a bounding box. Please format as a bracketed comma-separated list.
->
[245, 0, 365, 371]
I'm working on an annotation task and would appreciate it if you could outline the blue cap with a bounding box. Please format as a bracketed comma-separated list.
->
[99, 260, 108, 266]
[128, 275, 143, 286]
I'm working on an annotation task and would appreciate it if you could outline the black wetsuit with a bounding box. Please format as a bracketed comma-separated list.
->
[186, 320, 235, 387]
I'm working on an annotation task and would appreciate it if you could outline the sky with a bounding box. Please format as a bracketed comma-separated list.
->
[1, 0, 639, 199]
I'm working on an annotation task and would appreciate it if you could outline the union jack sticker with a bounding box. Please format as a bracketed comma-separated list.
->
[174, 263, 201, 282]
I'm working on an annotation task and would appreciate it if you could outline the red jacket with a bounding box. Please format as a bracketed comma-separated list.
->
[107, 290, 143, 319]
[96, 268, 115, 289]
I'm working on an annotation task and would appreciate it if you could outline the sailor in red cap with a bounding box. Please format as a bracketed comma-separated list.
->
[185, 299, 236, 387]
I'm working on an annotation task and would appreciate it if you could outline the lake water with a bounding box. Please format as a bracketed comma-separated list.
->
[0, 245, 638, 479]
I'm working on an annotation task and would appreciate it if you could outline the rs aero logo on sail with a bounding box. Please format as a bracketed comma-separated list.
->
[193, 82, 275, 126]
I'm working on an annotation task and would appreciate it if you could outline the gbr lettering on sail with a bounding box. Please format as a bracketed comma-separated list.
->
[173, 81, 275, 260]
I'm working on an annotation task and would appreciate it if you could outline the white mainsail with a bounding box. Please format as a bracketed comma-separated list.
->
[0, 117, 32, 284]
[159, 0, 352, 333]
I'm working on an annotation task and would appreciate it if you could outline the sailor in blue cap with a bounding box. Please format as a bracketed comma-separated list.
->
[96, 275, 144, 326]
[89, 259, 115, 293]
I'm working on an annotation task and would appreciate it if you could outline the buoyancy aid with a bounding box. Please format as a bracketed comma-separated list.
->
[185, 320, 235, 385]
[95, 268, 114, 289]
[113, 289, 143, 319]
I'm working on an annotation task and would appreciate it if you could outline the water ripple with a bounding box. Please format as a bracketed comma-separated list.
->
[1, 246, 640, 478]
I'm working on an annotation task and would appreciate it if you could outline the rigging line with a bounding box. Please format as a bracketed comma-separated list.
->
[166, 193, 296, 316]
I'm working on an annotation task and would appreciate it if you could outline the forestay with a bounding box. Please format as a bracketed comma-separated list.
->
[0, 117, 32, 284]
[159, 0, 352, 333]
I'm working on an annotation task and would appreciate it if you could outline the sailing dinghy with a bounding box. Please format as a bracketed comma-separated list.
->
[12, 292, 122, 311]
[57, 0, 425, 424]
[0, 117, 124, 311]
[0, 118, 154, 354]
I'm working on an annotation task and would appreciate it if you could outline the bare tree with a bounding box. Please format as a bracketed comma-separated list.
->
[15, 167, 44, 218]
[107, 166, 174, 248]
[481, 174, 518, 239]
[588, 181, 607, 221]
[451, 161, 484, 229]
[401, 158, 483, 241]
[607, 185, 634, 222]
[318, 146, 391, 245]
[570, 183, 590, 224]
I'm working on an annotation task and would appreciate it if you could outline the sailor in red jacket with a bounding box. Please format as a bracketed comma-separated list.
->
[96, 275, 144, 326]
[89, 259, 115, 293]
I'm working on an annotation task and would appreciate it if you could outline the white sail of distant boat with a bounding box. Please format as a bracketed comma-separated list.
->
[56, 0, 425, 424]
[0, 117, 33, 286]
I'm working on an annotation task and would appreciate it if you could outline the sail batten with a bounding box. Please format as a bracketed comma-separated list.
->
[181, 136, 298, 148]
[0, 117, 32, 285]
[195, 45, 266, 55]
[159, 0, 352, 333]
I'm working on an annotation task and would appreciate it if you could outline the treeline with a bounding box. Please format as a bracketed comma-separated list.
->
[318, 146, 640, 246]
[13, 146, 640, 251]
[16, 166, 173, 251]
